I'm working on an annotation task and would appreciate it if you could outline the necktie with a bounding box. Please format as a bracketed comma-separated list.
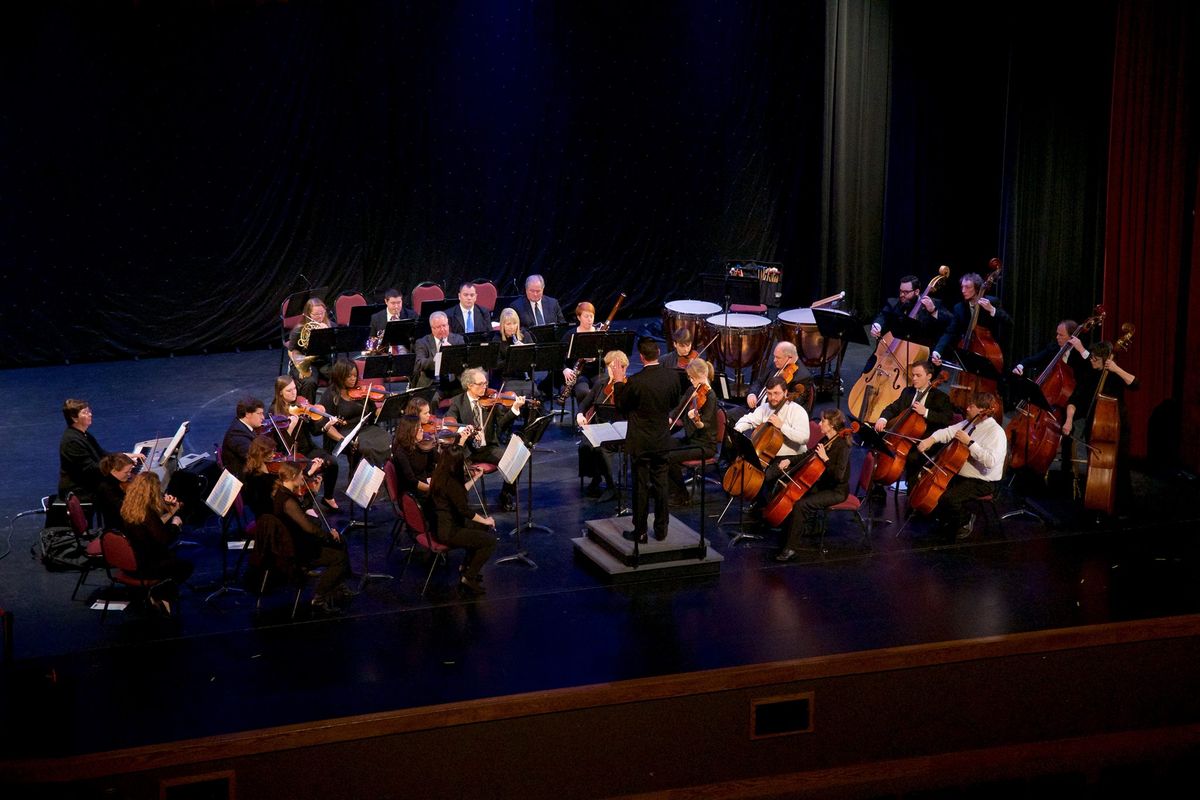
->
[472, 401, 483, 429]
[465, 310, 474, 333]
[534, 302, 544, 326]
[438, 338, 445, 351]
[389, 315, 398, 322]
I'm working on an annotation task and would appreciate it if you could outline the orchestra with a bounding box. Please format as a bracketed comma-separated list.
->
[55, 266, 1148, 616]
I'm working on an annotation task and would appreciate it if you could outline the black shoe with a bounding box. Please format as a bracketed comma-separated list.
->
[586, 480, 602, 498]
[459, 575, 486, 594]
[669, 491, 691, 507]
[774, 549, 798, 562]
[653, 528, 669, 541]
[955, 513, 977, 540]
[499, 494, 516, 512]
[331, 584, 360, 602]
[310, 595, 343, 615]
[596, 488, 617, 503]
[623, 530, 648, 544]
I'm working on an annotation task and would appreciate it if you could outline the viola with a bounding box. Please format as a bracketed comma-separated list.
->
[255, 414, 292, 436]
[1084, 323, 1135, 515]
[761, 423, 858, 528]
[907, 409, 988, 516]
[872, 370, 950, 486]
[266, 453, 310, 473]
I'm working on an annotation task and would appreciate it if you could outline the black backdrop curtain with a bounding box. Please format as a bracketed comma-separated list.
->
[1, 1, 825, 367]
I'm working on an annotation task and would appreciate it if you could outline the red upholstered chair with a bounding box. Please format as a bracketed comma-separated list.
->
[818, 450, 879, 552]
[469, 462, 499, 511]
[966, 493, 1002, 537]
[65, 493, 103, 601]
[681, 408, 727, 502]
[279, 299, 307, 374]
[334, 291, 366, 327]
[398, 492, 449, 596]
[98, 531, 174, 622]
[471, 279, 498, 313]
[383, 460, 414, 559]
[410, 282, 445, 315]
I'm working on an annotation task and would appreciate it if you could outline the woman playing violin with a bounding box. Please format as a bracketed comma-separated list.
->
[430, 444, 497, 594]
[271, 462, 353, 613]
[576, 350, 630, 499]
[915, 390, 1007, 539]
[95, 452, 135, 529]
[667, 359, 718, 506]
[321, 358, 392, 469]
[119, 471, 195, 614]
[774, 408, 852, 562]
[272, 375, 340, 510]
[659, 328, 697, 370]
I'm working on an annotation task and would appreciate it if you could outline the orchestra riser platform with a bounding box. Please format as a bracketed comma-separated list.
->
[572, 514, 724, 582]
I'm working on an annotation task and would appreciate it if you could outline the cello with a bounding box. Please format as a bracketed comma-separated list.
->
[1083, 324, 1135, 515]
[907, 408, 989, 516]
[871, 370, 951, 486]
[947, 259, 1005, 421]
[721, 407, 788, 502]
[849, 265, 951, 423]
[1005, 306, 1104, 476]
[761, 423, 858, 528]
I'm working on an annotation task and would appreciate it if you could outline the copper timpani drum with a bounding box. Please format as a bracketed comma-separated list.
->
[705, 313, 772, 369]
[776, 307, 851, 368]
[662, 300, 722, 347]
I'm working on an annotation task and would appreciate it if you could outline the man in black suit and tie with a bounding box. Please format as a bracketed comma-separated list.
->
[448, 282, 492, 336]
[872, 361, 954, 490]
[220, 397, 266, 478]
[412, 311, 465, 390]
[512, 274, 567, 329]
[448, 368, 524, 511]
[612, 338, 684, 542]
[368, 288, 417, 333]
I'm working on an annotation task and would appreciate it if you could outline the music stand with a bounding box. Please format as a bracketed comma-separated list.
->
[302, 326, 337, 360]
[283, 287, 330, 318]
[700, 274, 760, 307]
[503, 342, 562, 449]
[529, 323, 572, 400]
[374, 387, 424, 428]
[812, 308, 867, 403]
[362, 353, 416, 384]
[464, 340, 499, 371]
[498, 412, 556, 569]
[879, 311, 941, 348]
[417, 298, 459, 335]
[436, 343, 470, 386]
[999, 376, 1057, 524]
[344, 460, 392, 590]
[382, 319, 418, 352]
[850, 422, 896, 534]
[716, 427, 765, 545]
[349, 303, 386, 327]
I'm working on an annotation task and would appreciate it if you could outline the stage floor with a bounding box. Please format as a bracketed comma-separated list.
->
[2, 329, 1198, 760]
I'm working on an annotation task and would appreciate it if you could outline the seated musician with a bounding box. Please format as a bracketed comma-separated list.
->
[562, 301, 601, 403]
[220, 397, 266, 479]
[727, 341, 810, 426]
[369, 287, 418, 332]
[775, 409, 853, 562]
[391, 397, 470, 500]
[1012, 320, 1092, 476]
[448, 282, 492, 336]
[1068, 341, 1139, 513]
[286, 297, 333, 402]
[512, 273, 567, 329]
[119, 471, 194, 614]
[931, 273, 1011, 368]
[733, 375, 810, 506]
[448, 367, 524, 512]
[915, 391, 1007, 539]
[667, 359, 718, 507]
[576, 350, 630, 499]
[271, 375, 340, 510]
[271, 462, 353, 613]
[430, 444, 498, 595]
[321, 359, 392, 468]
[95, 453, 135, 529]
[412, 311, 466, 392]
[659, 328, 696, 370]
[869, 274, 946, 339]
[873, 360, 954, 490]
[491, 307, 534, 396]
[58, 398, 145, 505]
[242, 435, 283, 518]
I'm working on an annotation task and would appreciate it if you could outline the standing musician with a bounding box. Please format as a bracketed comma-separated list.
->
[512, 273, 567, 329]
[95, 453, 135, 529]
[610, 338, 684, 542]
[576, 350, 629, 499]
[915, 391, 1007, 539]
[873, 360, 954, 490]
[775, 409, 852, 562]
[271, 462, 353, 613]
[491, 307, 533, 396]
[271, 375, 340, 510]
[448, 367, 524, 512]
[448, 282, 492, 336]
[733, 375, 811, 503]
[430, 444, 497, 594]
[220, 397, 266, 479]
[666, 359, 718, 507]
[561, 301, 601, 403]
[412, 311, 465, 392]
[1012, 320, 1092, 476]
[286, 297, 333, 402]
[869, 274, 947, 340]
[58, 398, 145, 504]
[931, 272, 1011, 369]
[119, 471, 195, 614]
[1069, 341, 1139, 513]
[320, 359, 393, 468]
[659, 328, 697, 370]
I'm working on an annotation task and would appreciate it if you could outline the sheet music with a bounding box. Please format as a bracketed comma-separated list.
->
[582, 422, 626, 448]
[346, 459, 385, 509]
[204, 469, 243, 518]
[433, 350, 443, 379]
[497, 435, 530, 484]
[333, 417, 367, 459]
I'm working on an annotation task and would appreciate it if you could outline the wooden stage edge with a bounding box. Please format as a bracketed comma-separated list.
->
[6, 613, 1200, 784]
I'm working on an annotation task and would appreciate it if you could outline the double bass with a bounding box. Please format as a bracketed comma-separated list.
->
[1083, 324, 1135, 515]
[871, 370, 951, 486]
[1005, 306, 1104, 477]
[761, 423, 858, 527]
[947, 258, 1005, 421]
[907, 408, 989, 516]
[849, 265, 950, 423]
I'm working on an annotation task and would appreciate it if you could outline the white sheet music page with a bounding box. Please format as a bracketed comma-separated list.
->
[497, 435, 530, 484]
[205, 469, 243, 517]
[346, 459, 385, 509]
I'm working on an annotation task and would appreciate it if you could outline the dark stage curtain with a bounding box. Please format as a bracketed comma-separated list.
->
[1, 1, 825, 367]
[1104, 0, 1197, 463]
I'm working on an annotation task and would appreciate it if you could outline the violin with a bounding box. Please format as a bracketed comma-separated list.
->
[255, 414, 292, 436]
[1084, 323, 1135, 515]
[872, 370, 951, 486]
[583, 374, 625, 424]
[287, 399, 344, 426]
[347, 384, 389, 401]
[761, 423, 858, 528]
[479, 389, 540, 409]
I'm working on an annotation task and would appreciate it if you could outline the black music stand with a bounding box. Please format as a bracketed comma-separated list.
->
[434, 343, 471, 395]
[346, 465, 393, 591]
[373, 387, 425, 428]
[362, 353, 416, 385]
[850, 422, 897, 535]
[382, 319, 418, 352]
[812, 308, 867, 403]
[503, 342, 562, 450]
[417, 298, 459, 335]
[716, 427, 766, 545]
[529, 323, 571, 403]
[302, 326, 337, 360]
[283, 286, 330, 318]
[498, 412, 557, 570]
[349, 303, 386, 327]
[700, 274, 760, 308]
[998, 376, 1058, 524]
[878, 311, 941, 348]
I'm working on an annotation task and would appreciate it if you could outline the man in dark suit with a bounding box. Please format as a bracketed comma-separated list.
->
[448, 367, 524, 512]
[872, 361, 954, 490]
[412, 311, 466, 390]
[612, 338, 684, 542]
[447, 282, 492, 336]
[220, 397, 266, 478]
[512, 274, 567, 329]
[368, 288, 417, 333]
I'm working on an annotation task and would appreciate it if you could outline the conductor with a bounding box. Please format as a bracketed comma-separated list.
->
[611, 338, 683, 543]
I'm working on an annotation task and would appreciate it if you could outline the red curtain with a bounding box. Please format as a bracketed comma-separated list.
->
[1104, 0, 1196, 462]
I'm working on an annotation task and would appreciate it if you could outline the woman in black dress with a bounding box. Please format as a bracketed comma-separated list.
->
[271, 375, 340, 510]
[321, 359, 392, 469]
[271, 462, 352, 612]
[119, 472, 195, 612]
[429, 444, 497, 594]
